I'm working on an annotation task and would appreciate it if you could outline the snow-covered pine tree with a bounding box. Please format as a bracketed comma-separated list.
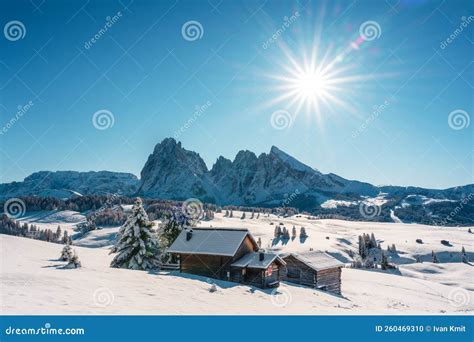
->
[60, 241, 74, 261]
[65, 251, 82, 269]
[110, 198, 161, 270]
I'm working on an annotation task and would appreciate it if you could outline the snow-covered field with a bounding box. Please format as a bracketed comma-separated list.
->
[1, 210, 473, 315]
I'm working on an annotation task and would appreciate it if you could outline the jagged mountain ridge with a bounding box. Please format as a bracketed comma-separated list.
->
[1, 138, 472, 226]
[136, 138, 379, 207]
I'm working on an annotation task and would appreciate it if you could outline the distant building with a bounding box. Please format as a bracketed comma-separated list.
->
[281, 252, 343, 294]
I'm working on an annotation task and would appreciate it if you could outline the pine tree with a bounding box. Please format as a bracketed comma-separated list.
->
[432, 251, 439, 263]
[300, 227, 307, 238]
[241, 212, 246, 220]
[60, 241, 74, 261]
[229, 210, 233, 218]
[359, 235, 367, 258]
[256, 213, 260, 219]
[370, 233, 377, 249]
[65, 251, 81, 269]
[461, 246, 469, 263]
[110, 198, 161, 270]
[250, 211, 254, 219]
[55, 226, 62, 241]
[291, 226, 296, 239]
[391, 244, 397, 253]
[62, 230, 69, 244]
[380, 252, 389, 270]
[257, 237, 262, 248]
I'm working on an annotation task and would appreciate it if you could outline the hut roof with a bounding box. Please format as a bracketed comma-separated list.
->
[281, 251, 343, 271]
[167, 227, 258, 257]
[231, 252, 286, 269]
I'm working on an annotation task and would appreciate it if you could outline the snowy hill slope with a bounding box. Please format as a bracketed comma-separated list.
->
[1, 235, 472, 315]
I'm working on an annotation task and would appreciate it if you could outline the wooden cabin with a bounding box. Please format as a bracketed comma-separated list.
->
[168, 227, 285, 288]
[281, 252, 343, 294]
[230, 251, 285, 288]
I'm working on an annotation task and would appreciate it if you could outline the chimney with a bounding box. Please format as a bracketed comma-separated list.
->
[259, 251, 265, 261]
[186, 229, 193, 241]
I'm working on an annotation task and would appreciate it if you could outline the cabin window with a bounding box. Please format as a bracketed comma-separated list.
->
[265, 266, 273, 277]
[241, 268, 246, 275]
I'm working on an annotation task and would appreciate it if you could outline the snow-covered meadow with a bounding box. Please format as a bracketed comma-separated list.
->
[1, 210, 473, 315]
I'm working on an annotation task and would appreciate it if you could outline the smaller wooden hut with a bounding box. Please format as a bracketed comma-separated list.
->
[230, 251, 286, 288]
[281, 252, 343, 294]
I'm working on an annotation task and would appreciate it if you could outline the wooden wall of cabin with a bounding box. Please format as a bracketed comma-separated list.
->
[179, 254, 233, 280]
[315, 267, 342, 294]
[281, 255, 316, 287]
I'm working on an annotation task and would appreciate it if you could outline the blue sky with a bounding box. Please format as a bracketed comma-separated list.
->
[0, 0, 472, 189]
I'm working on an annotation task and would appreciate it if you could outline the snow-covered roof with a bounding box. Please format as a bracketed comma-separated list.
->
[281, 251, 343, 271]
[231, 252, 286, 269]
[167, 228, 257, 257]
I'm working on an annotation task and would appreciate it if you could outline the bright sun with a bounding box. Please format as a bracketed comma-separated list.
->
[266, 43, 368, 121]
[296, 71, 328, 99]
